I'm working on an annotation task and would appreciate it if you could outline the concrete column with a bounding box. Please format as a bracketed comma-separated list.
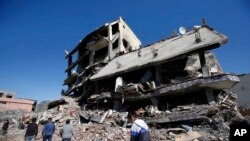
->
[67, 56, 72, 76]
[199, 52, 210, 77]
[113, 99, 122, 111]
[118, 20, 125, 53]
[89, 50, 95, 66]
[108, 24, 113, 60]
[205, 88, 215, 105]
[151, 97, 159, 108]
[155, 65, 162, 86]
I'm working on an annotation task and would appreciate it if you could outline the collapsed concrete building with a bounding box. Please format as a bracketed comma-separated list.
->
[1, 18, 245, 141]
[48, 18, 245, 140]
[62, 17, 239, 112]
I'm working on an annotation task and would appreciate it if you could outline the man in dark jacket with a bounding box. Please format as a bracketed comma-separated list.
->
[42, 117, 55, 141]
[2, 119, 9, 136]
[25, 117, 38, 141]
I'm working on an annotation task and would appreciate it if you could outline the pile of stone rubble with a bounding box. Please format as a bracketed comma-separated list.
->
[2, 91, 248, 141]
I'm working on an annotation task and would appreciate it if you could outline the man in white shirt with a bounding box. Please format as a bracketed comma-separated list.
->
[129, 109, 151, 141]
[60, 119, 74, 141]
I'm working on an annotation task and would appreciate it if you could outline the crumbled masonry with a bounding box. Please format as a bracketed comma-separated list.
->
[2, 93, 246, 141]
[1, 18, 248, 141]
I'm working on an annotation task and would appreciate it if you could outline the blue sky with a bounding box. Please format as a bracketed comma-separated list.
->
[0, 0, 250, 102]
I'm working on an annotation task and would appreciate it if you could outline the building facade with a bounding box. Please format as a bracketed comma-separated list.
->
[0, 90, 36, 112]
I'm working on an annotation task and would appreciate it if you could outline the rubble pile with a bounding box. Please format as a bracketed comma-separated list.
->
[155, 93, 244, 140]
[1, 91, 246, 141]
[0, 110, 27, 123]
[77, 91, 244, 141]
[0, 117, 25, 141]
[239, 108, 250, 119]
[14, 97, 130, 141]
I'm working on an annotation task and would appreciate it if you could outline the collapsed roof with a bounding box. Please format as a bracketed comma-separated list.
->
[91, 25, 228, 81]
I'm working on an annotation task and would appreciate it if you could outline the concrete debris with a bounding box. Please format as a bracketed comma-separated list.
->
[35, 101, 50, 113]
[167, 128, 186, 134]
[2, 91, 246, 141]
[175, 131, 201, 141]
[181, 125, 192, 132]
[0, 110, 27, 123]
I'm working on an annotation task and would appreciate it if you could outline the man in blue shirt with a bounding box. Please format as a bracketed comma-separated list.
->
[42, 117, 55, 141]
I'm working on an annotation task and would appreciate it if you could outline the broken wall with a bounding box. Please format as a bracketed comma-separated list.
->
[230, 74, 250, 108]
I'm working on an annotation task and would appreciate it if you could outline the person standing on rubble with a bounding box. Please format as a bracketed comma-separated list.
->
[42, 117, 55, 141]
[129, 110, 151, 141]
[60, 119, 74, 141]
[2, 119, 9, 136]
[25, 117, 38, 141]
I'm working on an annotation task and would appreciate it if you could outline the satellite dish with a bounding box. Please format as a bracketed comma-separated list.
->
[179, 26, 186, 35]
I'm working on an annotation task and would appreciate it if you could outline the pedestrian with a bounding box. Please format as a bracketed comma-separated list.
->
[25, 117, 38, 141]
[42, 117, 55, 141]
[2, 119, 9, 136]
[60, 119, 74, 141]
[129, 109, 151, 141]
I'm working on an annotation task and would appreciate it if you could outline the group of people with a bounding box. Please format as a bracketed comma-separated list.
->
[1, 108, 151, 141]
[0, 117, 74, 141]
[24, 117, 74, 141]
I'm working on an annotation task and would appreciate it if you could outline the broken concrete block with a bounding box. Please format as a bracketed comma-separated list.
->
[181, 125, 192, 131]
[175, 131, 201, 141]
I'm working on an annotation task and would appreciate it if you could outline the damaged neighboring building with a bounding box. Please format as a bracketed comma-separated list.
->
[0, 90, 37, 112]
[62, 17, 239, 112]
[230, 74, 250, 108]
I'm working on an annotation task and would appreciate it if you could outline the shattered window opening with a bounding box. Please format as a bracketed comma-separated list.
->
[6, 95, 12, 98]
[112, 23, 119, 34]
[94, 45, 108, 64]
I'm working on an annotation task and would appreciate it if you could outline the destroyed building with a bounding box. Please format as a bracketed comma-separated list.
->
[62, 17, 239, 112]
[5, 17, 243, 141]
[49, 17, 245, 140]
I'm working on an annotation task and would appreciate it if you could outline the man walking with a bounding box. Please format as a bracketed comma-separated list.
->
[42, 117, 55, 141]
[2, 119, 9, 136]
[60, 119, 74, 141]
[25, 117, 38, 141]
